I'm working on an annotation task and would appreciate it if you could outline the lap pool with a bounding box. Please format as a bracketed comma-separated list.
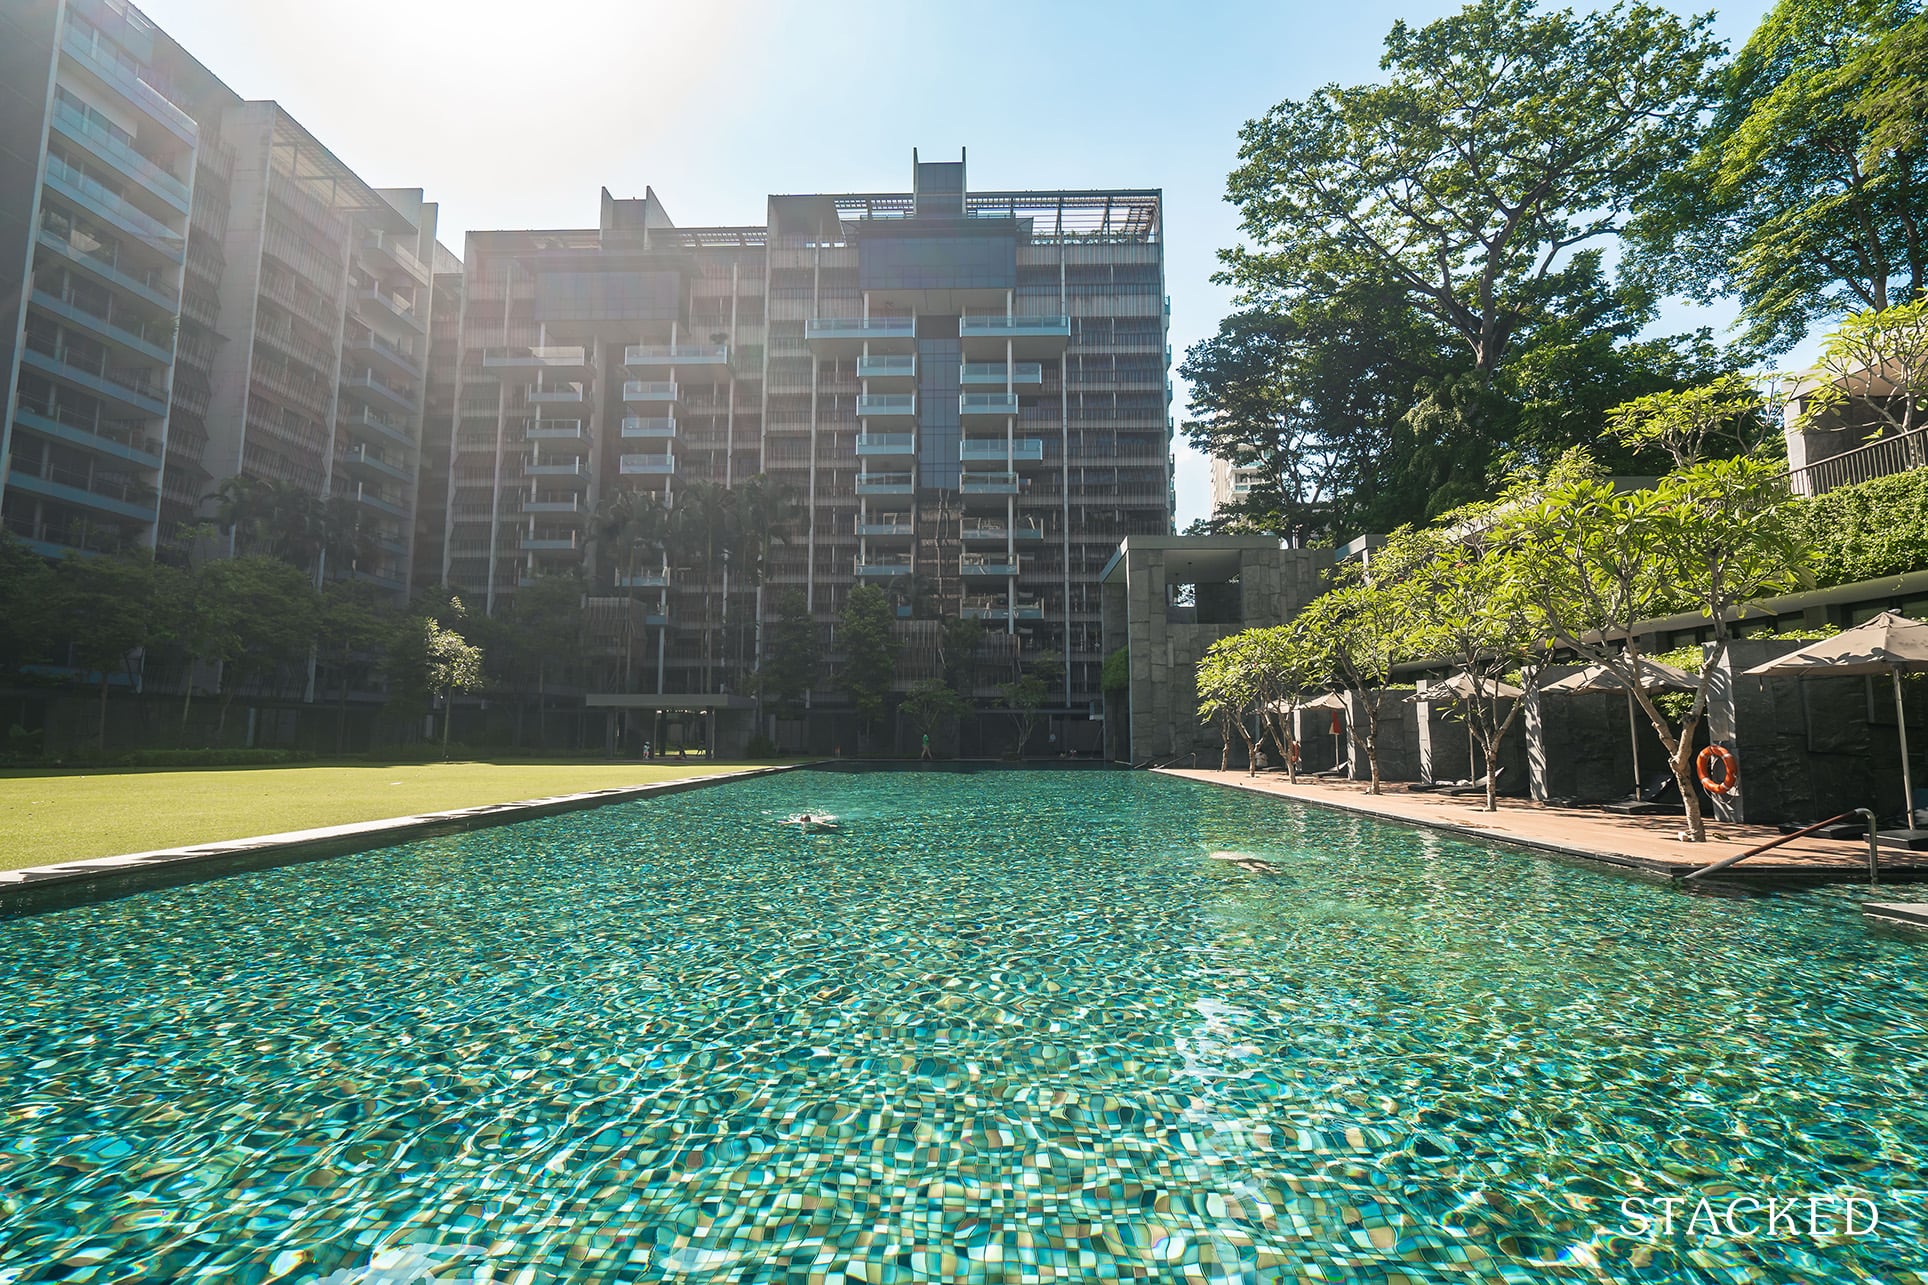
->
[1, 767, 1924, 1282]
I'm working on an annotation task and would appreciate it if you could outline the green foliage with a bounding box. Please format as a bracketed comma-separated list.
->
[1800, 296, 1928, 441]
[1222, 0, 1718, 377]
[1604, 372, 1768, 466]
[837, 585, 897, 735]
[1628, 0, 1928, 349]
[901, 679, 967, 741]
[0, 534, 56, 670]
[995, 657, 1063, 755]
[941, 616, 987, 696]
[1793, 467, 1928, 585]
[113, 748, 315, 768]
[759, 590, 820, 720]
[1101, 647, 1131, 697]
[743, 733, 779, 759]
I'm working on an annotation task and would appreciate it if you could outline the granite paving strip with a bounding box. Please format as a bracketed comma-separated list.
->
[0, 764, 803, 913]
[1161, 767, 1928, 886]
[1862, 902, 1928, 929]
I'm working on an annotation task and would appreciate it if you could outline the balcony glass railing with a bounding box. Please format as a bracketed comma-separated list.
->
[9, 454, 157, 513]
[49, 99, 189, 207]
[806, 317, 916, 339]
[961, 362, 1043, 385]
[625, 344, 728, 363]
[960, 315, 1071, 336]
[60, 25, 197, 141]
[23, 332, 165, 409]
[44, 154, 185, 260]
[12, 396, 160, 462]
[483, 345, 586, 369]
[854, 557, 913, 576]
[961, 555, 1019, 575]
[855, 471, 916, 492]
[32, 288, 171, 360]
[857, 354, 917, 379]
[622, 380, 679, 401]
[857, 394, 916, 416]
[960, 393, 1020, 415]
[38, 227, 179, 309]
[619, 453, 676, 475]
[959, 470, 1020, 493]
[621, 416, 676, 438]
[855, 433, 916, 454]
[857, 513, 912, 535]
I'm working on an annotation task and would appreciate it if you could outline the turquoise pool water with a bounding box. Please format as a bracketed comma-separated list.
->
[1, 768, 1924, 1283]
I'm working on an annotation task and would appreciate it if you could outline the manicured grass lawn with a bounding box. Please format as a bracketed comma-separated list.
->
[0, 759, 792, 871]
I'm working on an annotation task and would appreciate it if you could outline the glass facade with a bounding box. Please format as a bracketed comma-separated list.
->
[915, 337, 962, 489]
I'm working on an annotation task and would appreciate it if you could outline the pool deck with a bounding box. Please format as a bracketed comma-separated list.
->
[1162, 768, 1928, 888]
[0, 764, 800, 913]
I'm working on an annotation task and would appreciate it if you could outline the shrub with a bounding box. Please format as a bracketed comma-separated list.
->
[1795, 468, 1928, 588]
[115, 748, 315, 768]
[743, 733, 779, 758]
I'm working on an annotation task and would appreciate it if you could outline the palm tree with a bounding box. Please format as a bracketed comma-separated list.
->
[727, 474, 800, 679]
[592, 488, 673, 589]
[671, 481, 736, 694]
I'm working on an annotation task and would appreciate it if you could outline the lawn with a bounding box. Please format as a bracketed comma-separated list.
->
[0, 759, 791, 871]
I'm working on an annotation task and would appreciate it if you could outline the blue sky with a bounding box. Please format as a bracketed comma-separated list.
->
[143, 0, 1780, 525]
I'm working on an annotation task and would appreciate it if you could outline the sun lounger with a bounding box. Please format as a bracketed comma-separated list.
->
[1599, 769, 1685, 816]
[1442, 770, 1503, 798]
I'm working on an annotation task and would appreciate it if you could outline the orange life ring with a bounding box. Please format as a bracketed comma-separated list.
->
[1696, 744, 1739, 795]
[1288, 741, 1302, 765]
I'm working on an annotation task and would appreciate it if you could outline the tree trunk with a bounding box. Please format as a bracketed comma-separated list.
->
[441, 693, 453, 760]
[1363, 697, 1381, 794]
[180, 674, 194, 738]
[1673, 740, 1706, 841]
[97, 672, 111, 754]
[336, 666, 351, 755]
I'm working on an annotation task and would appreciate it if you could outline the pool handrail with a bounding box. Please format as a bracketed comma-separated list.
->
[1680, 808, 1881, 884]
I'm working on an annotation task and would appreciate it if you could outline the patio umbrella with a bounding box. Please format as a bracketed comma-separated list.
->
[1277, 692, 1348, 772]
[1408, 673, 1526, 782]
[1542, 659, 1699, 796]
[1743, 612, 1928, 836]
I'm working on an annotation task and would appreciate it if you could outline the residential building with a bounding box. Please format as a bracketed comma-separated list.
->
[1209, 456, 1265, 517]
[443, 152, 1171, 750]
[1, 0, 446, 600]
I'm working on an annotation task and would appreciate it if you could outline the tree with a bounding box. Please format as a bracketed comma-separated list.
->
[1604, 372, 1769, 468]
[941, 615, 986, 696]
[1799, 296, 1928, 448]
[837, 585, 897, 746]
[1385, 516, 1545, 811]
[48, 550, 166, 752]
[1222, 0, 1719, 379]
[1629, 0, 1928, 351]
[198, 557, 319, 739]
[0, 534, 56, 674]
[317, 578, 393, 753]
[901, 679, 967, 754]
[391, 614, 485, 759]
[1297, 574, 1410, 793]
[504, 572, 585, 747]
[1196, 634, 1266, 773]
[758, 590, 819, 725]
[1496, 451, 1810, 839]
[996, 657, 1062, 758]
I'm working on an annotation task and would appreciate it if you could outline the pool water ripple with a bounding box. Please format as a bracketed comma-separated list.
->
[1, 768, 1925, 1282]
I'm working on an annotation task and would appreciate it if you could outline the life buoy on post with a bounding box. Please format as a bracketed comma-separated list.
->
[1696, 744, 1739, 795]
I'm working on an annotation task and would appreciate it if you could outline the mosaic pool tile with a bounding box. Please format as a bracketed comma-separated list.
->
[1, 768, 1925, 1282]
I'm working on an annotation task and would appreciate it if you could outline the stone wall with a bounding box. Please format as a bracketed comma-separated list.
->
[1525, 669, 1691, 804]
[1345, 690, 1420, 783]
[1416, 695, 1529, 792]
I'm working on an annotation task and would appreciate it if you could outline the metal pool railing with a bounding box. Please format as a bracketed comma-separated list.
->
[1681, 808, 1881, 883]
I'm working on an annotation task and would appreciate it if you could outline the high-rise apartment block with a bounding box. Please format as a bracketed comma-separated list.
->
[1, 0, 443, 598]
[443, 154, 1170, 748]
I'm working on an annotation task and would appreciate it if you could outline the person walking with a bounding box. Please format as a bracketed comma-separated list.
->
[921, 732, 933, 761]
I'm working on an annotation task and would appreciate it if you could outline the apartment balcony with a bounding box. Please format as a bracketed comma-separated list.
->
[30, 290, 172, 366]
[960, 437, 1045, 464]
[963, 594, 1045, 622]
[341, 372, 417, 414]
[855, 470, 915, 496]
[959, 314, 1071, 358]
[854, 556, 913, 578]
[615, 570, 669, 590]
[526, 381, 586, 406]
[624, 344, 730, 383]
[7, 466, 157, 524]
[524, 419, 585, 441]
[355, 286, 424, 331]
[48, 97, 190, 214]
[521, 531, 581, 552]
[523, 495, 587, 516]
[805, 316, 916, 356]
[854, 432, 916, 459]
[59, 25, 197, 145]
[959, 392, 1020, 418]
[961, 554, 1019, 577]
[484, 346, 588, 376]
[856, 512, 913, 537]
[959, 470, 1021, 497]
[339, 442, 410, 485]
[961, 517, 1045, 543]
[340, 406, 412, 450]
[961, 362, 1042, 387]
[621, 415, 676, 439]
[524, 458, 589, 486]
[19, 344, 166, 418]
[11, 405, 160, 469]
[43, 156, 185, 264]
[359, 229, 430, 285]
[856, 394, 917, 424]
[619, 452, 676, 476]
[857, 354, 917, 390]
[349, 483, 408, 519]
[347, 329, 422, 379]
[36, 228, 177, 312]
[622, 380, 679, 404]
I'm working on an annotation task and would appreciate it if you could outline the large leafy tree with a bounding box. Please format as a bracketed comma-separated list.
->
[197, 557, 319, 739]
[504, 572, 585, 747]
[758, 590, 819, 725]
[837, 585, 897, 746]
[1222, 0, 1719, 379]
[48, 550, 167, 752]
[1629, 0, 1928, 351]
[0, 534, 56, 673]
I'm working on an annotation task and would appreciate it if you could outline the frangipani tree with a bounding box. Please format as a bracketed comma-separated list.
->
[1799, 295, 1928, 449]
[1604, 372, 1769, 467]
[1494, 450, 1809, 839]
[1296, 571, 1411, 794]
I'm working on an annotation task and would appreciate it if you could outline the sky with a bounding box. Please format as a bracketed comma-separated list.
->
[140, 0, 1781, 527]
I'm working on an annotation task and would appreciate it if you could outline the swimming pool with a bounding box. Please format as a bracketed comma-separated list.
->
[1, 767, 1923, 1282]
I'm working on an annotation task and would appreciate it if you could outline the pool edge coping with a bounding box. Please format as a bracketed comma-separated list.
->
[0, 763, 810, 913]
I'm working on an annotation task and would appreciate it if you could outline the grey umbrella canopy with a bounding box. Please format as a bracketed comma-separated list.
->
[1744, 613, 1928, 832]
[1406, 672, 1526, 702]
[1543, 658, 1699, 797]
